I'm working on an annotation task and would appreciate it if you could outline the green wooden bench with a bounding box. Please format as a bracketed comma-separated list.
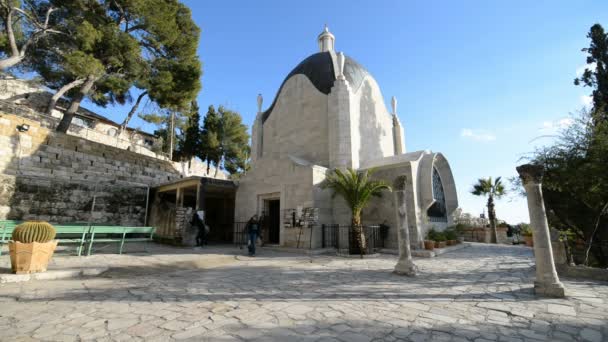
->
[87, 226, 155, 256]
[0, 220, 22, 256]
[1, 221, 89, 256]
[53, 225, 90, 256]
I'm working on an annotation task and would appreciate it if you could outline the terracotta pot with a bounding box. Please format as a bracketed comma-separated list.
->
[523, 235, 534, 247]
[424, 240, 435, 250]
[435, 241, 447, 249]
[9, 240, 58, 274]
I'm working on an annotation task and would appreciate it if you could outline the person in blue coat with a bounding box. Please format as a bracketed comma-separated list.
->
[246, 214, 261, 256]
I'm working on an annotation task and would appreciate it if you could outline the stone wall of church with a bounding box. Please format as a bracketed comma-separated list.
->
[350, 77, 395, 168]
[234, 158, 331, 247]
[0, 111, 183, 223]
[261, 74, 329, 166]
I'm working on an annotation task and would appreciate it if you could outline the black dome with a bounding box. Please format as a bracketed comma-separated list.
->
[261, 52, 370, 123]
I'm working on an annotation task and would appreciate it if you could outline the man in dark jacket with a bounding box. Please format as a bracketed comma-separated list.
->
[191, 211, 207, 247]
[246, 214, 261, 256]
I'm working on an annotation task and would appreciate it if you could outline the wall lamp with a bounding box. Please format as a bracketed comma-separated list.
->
[16, 123, 30, 132]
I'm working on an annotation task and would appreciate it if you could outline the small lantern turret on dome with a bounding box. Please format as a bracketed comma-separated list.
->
[317, 25, 335, 52]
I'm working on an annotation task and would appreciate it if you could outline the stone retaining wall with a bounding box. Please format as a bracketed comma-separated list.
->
[0, 111, 182, 223]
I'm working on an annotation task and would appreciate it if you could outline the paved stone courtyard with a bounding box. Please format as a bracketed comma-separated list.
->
[0, 244, 606, 341]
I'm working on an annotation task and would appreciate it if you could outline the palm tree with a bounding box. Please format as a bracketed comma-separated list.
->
[471, 177, 507, 243]
[321, 168, 392, 254]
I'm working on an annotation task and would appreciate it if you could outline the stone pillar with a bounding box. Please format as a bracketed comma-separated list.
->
[393, 175, 418, 276]
[516, 164, 565, 297]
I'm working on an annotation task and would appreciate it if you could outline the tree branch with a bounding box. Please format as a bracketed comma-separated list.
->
[584, 201, 608, 266]
[5, 8, 19, 56]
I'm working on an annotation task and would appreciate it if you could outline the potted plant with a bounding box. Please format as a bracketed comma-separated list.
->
[520, 224, 533, 247]
[424, 228, 436, 250]
[444, 228, 457, 246]
[454, 223, 466, 243]
[434, 232, 447, 249]
[9, 221, 58, 274]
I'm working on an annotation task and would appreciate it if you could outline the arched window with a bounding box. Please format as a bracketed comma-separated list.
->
[427, 167, 447, 222]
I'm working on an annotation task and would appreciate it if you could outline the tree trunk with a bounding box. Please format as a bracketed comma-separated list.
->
[351, 210, 367, 257]
[119, 91, 147, 134]
[168, 110, 175, 160]
[0, 10, 24, 70]
[487, 196, 498, 243]
[55, 76, 97, 133]
[584, 202, 608, 266]
[46, 78, 85, 115]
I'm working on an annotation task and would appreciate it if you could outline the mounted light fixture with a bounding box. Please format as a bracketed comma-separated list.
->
[16, 123, 30, 132]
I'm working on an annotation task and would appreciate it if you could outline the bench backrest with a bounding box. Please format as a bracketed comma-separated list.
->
[91, 226, 155, 236]
[54, 225, 90, 234]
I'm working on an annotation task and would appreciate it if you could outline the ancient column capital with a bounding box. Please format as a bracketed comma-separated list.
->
[516, 164, 544, 185]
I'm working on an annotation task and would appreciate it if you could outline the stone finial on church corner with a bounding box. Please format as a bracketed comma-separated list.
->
[257, 94, 263, 114]
[337, 52, 346, 81]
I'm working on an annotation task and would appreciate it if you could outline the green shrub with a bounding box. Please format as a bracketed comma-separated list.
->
[444, 228, 457, 240]
[426, 228, 438, 241]
[435, 231, 447, 241]
[520, 224, 533, 236]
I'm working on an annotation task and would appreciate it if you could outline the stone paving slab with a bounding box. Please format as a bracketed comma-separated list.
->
[0, 267, 109, 283]
[0, 244, 606, 341]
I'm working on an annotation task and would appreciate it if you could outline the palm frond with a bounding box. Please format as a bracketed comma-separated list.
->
[321, 167, 391, 215]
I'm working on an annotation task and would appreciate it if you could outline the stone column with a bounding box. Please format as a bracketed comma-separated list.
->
[393, 175, 418, 276]
[516, 164, 565, 297]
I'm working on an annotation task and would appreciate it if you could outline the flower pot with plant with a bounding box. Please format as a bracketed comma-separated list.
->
[444, 228, 457, 246]
[520, 225, 533, 247]
[434, 232, 447, 249]
[424, 228, 437, 250]
[9, 221, 58, 274]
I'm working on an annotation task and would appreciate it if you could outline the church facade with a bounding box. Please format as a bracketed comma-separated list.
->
[234, 27, 458, 249]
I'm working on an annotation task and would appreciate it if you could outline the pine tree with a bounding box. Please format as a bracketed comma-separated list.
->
[22, 0, 202, 133]
[199, 105, 250, 176]
[176, 101, 201, 161]
[575, 23, 608, 124]
[200, 105, 221, 174]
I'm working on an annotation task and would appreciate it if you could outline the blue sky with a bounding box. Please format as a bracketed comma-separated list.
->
[85, 1, 606, 224]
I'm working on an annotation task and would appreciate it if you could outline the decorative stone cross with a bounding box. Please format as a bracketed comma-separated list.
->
[516, 164, 565, 297]
[393, 175, 418, 276]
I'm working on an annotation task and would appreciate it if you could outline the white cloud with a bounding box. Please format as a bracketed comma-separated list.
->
[576, 63, 596, 77]
[460, 128, 496, 142]
[539, 118, 574, 133]
[581, 95, 593, 108]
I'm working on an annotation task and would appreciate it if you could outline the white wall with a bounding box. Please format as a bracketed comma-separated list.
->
[350, 76, 395, 168]
[261, 74, 329, 167]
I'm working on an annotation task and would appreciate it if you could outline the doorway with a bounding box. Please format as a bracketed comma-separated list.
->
[266, 199, 280, 244]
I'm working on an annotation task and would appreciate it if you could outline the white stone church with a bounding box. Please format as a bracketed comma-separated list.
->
[235, 27, 458, 250]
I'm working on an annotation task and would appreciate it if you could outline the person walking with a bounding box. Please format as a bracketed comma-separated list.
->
[191, 210, 207, 247]
[246, 214, 261, 256]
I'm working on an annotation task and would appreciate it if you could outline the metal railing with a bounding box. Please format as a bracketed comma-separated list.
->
[321, 224, 384, 255]
[233, 222, 248, 247]
[231, 222, 385, 255]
